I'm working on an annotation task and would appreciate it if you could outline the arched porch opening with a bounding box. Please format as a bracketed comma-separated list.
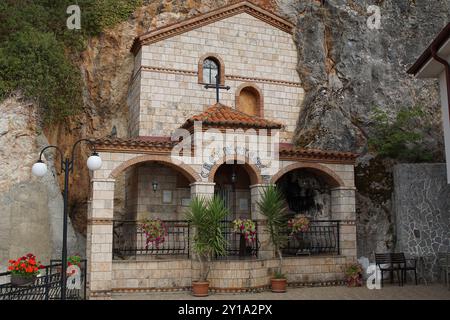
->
[112, 159, 195, 260]
[212, 161, 258, 258]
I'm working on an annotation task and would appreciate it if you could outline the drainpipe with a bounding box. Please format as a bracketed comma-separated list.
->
[431, 45, 450, 123]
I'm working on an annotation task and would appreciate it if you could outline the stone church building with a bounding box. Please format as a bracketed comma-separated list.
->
[87, 1, 357, 299]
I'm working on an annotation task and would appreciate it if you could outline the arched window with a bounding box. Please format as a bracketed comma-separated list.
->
[203, 58, 219, 84]
[198, 54, 225, 85]
[236, 83, 263, 117]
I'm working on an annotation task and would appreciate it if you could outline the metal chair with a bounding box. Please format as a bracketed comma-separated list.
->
[437, 252, 450, 290]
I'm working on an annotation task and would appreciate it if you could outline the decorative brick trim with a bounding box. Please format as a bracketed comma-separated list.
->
[140, 65, 302, 88]
[207, 154, 263, 185]
[112, 287, 190, 293]
[108, 154, 201, 183]
[287, 280, 345, 288]
[225, 75, 302, 88]
[88, 218, 114, 225]
[89, 290, 112, 298]
[271, 162, 346, 187]
[141, 66, 196, 76]
[131, 1, 294, 54]
[235, 82, 264, 117]
[198, 53, 225, 85]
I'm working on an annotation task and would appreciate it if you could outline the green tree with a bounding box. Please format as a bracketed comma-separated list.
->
[368, 106, 434, 162]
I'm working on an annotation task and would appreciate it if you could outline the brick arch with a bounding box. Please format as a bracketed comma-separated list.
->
[207, 155, 262, 185]
[109, 154, 200, 183]
[270, 163, 345, 188]
[235, 82, 264, 117]
[198, 53, 225, 85]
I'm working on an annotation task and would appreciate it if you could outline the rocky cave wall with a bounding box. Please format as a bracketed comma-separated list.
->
[1, 0, 449, 268]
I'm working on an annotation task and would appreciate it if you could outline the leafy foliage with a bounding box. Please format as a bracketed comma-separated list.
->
[257, 185, 288, 276]
[368, 106, 434, 162]
[185, 196, 230, 281]
[0, 0, 142, 123]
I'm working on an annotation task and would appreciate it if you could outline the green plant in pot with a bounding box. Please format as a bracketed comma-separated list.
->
[185, 196, 229, 297]
[257, 185, 289, 293]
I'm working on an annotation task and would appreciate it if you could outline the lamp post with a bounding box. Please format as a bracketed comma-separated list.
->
[31, 138, 102, 300]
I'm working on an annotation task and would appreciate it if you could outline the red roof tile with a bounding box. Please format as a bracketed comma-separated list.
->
[181, 103, 282, 130]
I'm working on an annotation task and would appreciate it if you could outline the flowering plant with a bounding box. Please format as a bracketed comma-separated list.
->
[139, 218, 167, 249]
[232, 218, 257, 243]
[345, 263, 363, 287]
[288, 215, 310, 234]
[67, 254, 82, 268]
[8, 253, 43, 277]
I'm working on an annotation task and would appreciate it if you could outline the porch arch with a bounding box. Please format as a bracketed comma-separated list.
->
[109, 154, 201, 183]
[270, 162, 345, 188]
[207, 155, 262, 185]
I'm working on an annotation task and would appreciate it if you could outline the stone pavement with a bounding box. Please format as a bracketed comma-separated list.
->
[113, 284, 450, 300]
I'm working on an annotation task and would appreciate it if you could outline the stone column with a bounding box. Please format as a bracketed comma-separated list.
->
[331, 187, 357, 261]
[190, 182, 215, 200]
[250, 184, 274, 259]
[189, 182, 215, 278]
[86, 178, 115, 300]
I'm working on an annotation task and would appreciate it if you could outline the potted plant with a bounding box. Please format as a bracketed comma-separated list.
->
[8, 253, 43, 286]
[288, 215, 311, 254]
[345, 263, 363, 287]
[257, 185, 289, 293]
[185, 196, 229, 297]
[232, 218, 257, 256]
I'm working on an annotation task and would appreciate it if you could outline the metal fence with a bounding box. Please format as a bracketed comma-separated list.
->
[219, 220, 259, 259]
[113, 220, 260, 259]
[282, 220, 340, 256]
[113, 220, 190, 259]
[0, 260, 87, 300]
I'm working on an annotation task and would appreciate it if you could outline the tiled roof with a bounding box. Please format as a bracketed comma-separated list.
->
[181, 103, 282, 130]
[279, 143, 358, 163]
[91, 139, 358, 164]
[92, 137, 174, 153]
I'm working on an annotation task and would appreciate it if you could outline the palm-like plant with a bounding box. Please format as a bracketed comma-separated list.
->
[185, 195, 229, 281]
[257, 185, 288, 277]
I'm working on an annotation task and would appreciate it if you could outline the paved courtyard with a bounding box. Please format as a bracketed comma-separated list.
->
[113, 284, 450, 300]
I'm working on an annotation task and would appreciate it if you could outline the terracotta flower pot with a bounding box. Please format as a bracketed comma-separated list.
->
[192, 281, 209, 297]
[11, 274, 37, 286]
[271, 278, 287, 293]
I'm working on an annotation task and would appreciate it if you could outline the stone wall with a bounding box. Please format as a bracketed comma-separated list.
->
[110, 255, 350, 293]
[393, 163, 450, 280]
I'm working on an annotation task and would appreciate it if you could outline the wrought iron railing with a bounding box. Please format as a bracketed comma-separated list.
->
[0, 260, 87, 300]
[218, 220, 260, 259]
[113, 220, 190, 259]
[113, 219, 260, 259]
[282, 220, 340, 256]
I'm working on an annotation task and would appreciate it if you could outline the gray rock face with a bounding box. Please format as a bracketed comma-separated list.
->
[277, 0, 449, 258]
[0, 95, 83, 271]
[394, 163, 450, 281]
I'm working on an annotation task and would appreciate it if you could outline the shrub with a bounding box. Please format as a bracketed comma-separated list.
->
[368, 106, 434, 162]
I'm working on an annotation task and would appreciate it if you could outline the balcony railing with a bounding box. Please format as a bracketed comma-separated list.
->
[113, 219, 340, 260]
[113, 220, 260, 259]
[282, 220, 340, 256]
[113, 220, 190, 259]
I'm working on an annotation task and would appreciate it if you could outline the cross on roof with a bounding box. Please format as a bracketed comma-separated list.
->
[204, 74, 231, 103]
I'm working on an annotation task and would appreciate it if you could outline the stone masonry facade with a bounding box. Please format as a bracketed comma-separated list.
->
[86, 2, 358, 299]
